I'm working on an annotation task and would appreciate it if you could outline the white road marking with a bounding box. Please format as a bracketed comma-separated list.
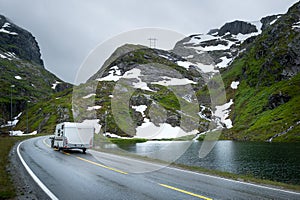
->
[90, 149, 300, 195]
[43, 138, 51, 148]
[17, 141, 58, 200]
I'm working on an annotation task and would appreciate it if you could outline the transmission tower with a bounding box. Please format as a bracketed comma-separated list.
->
[148, 38, 157, 48]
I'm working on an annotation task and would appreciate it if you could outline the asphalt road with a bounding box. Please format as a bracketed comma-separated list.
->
[17, 136, 300, 200]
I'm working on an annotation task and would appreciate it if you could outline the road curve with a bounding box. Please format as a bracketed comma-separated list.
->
[17, 136, 300, 200]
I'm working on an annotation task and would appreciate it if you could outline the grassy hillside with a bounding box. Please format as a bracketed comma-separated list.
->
[221, 2, 300, 142]
[13, 89, 74, 134]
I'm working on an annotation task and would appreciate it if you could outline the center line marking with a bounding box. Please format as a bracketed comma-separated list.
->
[76, 156, 128, 175]
[43, 138, 51, 148]
[159, 183, 212, 200]
[43, 137, 127, 174]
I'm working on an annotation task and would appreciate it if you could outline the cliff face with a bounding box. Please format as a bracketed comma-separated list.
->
[0, 15, 43, 66]
[216, 20, 258, 36]
[0, 14, 72, 131]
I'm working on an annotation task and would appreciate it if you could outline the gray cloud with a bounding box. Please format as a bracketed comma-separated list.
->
[0, 0, 298, 84]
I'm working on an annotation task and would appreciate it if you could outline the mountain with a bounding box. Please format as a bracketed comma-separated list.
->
[0, 15, 72, 133]
[173, 2, 300, 142]
[82, 2, 300, 141]
[77, 46, 207, 138]
[221, 2, 300, 142]
[0, 14, 43, 66]
[2, 1, 299, 141]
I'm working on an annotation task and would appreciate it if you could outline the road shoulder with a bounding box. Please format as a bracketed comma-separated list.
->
[8, 141, 49, 200]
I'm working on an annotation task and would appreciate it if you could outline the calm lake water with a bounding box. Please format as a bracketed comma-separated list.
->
[109, 141, 300, 184]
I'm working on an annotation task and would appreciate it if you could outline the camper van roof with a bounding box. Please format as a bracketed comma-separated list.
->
[60, 122, 94, 128]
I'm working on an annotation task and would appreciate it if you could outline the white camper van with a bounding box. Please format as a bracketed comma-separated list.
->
[50, 122, 94, 153]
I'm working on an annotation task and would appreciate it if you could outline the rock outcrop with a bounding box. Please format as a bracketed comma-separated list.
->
[0, 15, 43, 66]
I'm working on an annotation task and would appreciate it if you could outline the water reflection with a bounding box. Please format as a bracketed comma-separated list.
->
[107, 140, 300, 184]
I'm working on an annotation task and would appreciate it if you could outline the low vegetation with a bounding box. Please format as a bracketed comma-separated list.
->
[0, 136, 31, 199]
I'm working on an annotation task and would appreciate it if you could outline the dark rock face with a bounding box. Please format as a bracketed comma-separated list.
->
[54, 82, 72, 92]
[217, 20, 258, 36]
[246, 2, 300, 87]
[0, 15, 43, 66]
[267, 93, 291, 109]
[261, 14, 282, 31]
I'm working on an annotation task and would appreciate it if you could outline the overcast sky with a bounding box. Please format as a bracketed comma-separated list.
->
[0, 0, 298, 84]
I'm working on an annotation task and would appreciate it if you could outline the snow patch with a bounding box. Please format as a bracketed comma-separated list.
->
[216, 56, 233, 68]
[231, 81, 240, 89]
[0, 52, 17, 60]
[176, 61, 194, 69]
[83, 93, 96, 99]
[10, 130, 37, 137]
[292, 21, 300, 29]
[214, 99, 234, 129]
[196, 63, 218, 73]
[184, 55, 194, 59]
[104, 132, 122, 138]
[234, 32, 259, 42]
[0, 22, 18, 35]
[198, 106, 211, 121]
[87, 106, 102, 111]
[52, 81, 61, 89]
[151, 76, 196, 86]
[132, 105, 147, 117]
[135, 121, 198, 139]
[0, 53, 8, 59]
[182, 94, 192, 103]
[250, 21, 263, 33]
[270, 16, 281, 25]
[123, 68, 154, 91]
[1, 112, 22, 128]
[158, 54, 174, 61]
[5, 52, 17, 59]
[184, 34, 216, 45]
[190, 42, 233, 51]
[98, 68, 153, 91]
[97, 66, 122, 82]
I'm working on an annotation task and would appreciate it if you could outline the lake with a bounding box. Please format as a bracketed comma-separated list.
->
[105, 140, 300, 184]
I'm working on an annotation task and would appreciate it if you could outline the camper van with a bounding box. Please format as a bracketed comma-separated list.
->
[50, 122, 94, 153]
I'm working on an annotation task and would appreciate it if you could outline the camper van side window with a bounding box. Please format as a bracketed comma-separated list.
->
[62, 125, 64, 129]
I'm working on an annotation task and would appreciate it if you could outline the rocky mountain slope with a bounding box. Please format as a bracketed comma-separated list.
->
[0, 15, 72, 133]
[77, 46, 207, 138]
[82, 2, 300, 141]
[221, 2, 300, 142]
[172, 2, 300, 142]
[2, 1, 299, 141]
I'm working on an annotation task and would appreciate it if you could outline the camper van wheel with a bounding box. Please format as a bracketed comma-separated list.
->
[82, 148, 86, 154]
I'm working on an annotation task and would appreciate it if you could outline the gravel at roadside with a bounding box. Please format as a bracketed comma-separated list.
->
[8, 142, 50, 200]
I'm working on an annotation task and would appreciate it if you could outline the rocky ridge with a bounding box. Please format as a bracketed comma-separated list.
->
[0, 14, 72, 133]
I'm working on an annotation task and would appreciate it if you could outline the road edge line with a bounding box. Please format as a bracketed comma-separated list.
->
[90, 150, 300, 195]
[17, 141, 59, 200]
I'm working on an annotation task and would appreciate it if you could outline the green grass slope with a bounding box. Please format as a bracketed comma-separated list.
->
[221, 2, 300, 142]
